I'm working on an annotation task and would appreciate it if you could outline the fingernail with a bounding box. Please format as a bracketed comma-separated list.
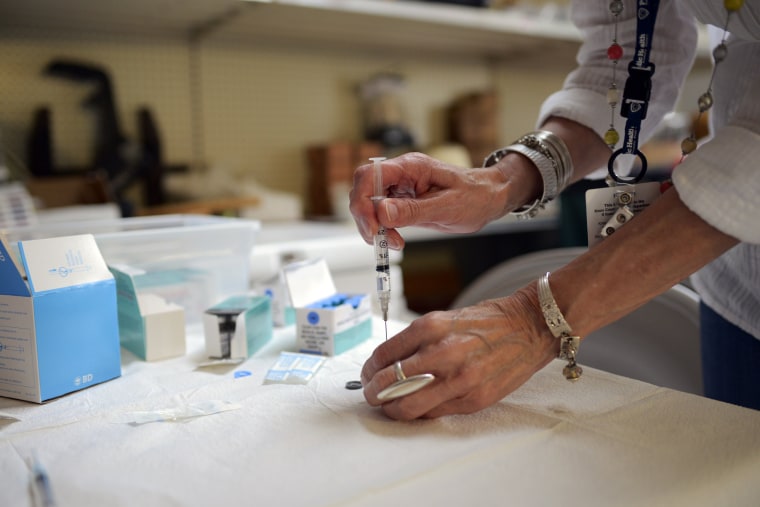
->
[385, 201, 398, 222]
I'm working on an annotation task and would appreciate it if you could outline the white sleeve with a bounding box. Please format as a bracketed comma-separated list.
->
[672, 36, 760, 245]
[536, 0, 699, 178]
[672, 126, 760, 243]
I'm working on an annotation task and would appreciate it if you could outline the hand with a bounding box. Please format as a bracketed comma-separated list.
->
[361, 286, 558, 420]
[348, 152, 538, 249]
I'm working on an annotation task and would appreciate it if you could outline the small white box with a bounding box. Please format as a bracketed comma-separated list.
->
[283, 258, 371, 356]
[0, 234, 121, 403]
[203, 295, 272, 360]
[253, 272, 295, 327]
[110, 265, 186, 362]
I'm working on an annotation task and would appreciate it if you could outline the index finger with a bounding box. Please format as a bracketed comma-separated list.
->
[349, 159, 408, 248]
[348, 162, 377, 243]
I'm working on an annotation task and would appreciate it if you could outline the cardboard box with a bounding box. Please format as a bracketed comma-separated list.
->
[283, 258, 371, 356]
[0, 234, 121, 403]
[110, 265, 186, 362]
[203, 295, 272, 360]
[305, 141, 382, 217]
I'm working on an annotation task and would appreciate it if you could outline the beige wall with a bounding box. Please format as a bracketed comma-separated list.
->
[0, 27, 574, 209]
[0, 30, 193, 175]
[1, 23, 710, 210]
[196, 38, 498, 193]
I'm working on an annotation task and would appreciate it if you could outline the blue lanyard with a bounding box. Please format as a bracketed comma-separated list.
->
[608, 0, 661, 184]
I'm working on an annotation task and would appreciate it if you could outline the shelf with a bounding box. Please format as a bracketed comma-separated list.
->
[219, 1, 710, 60]
[2, 0, 583, 58]
[225, 0, 582, 58]
[2, 0, 710, 61]
[1, 0, 242, 38]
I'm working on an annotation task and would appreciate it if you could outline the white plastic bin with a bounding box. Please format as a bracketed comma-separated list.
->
[2, 214, 260, 323]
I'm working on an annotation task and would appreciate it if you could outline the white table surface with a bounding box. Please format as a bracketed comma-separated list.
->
[1, 318, 759, 507]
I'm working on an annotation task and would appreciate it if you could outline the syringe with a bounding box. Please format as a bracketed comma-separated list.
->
[370, 157, 391, 324]
[368, 157, 437, 402]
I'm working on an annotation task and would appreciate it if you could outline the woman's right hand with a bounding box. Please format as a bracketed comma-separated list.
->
[348, 152, 541, 250]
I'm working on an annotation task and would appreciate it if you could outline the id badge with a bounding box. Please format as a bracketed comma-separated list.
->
[585, 181, 661, 247]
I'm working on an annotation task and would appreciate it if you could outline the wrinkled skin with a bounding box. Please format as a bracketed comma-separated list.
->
[360, 287, 558, 421]
[349, 152, 527, 251]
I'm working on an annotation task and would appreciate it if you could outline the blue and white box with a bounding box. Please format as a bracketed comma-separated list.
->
[110, 265, 186, 362]
[283, 258, 371, 356]
[0, 234, 121, 403]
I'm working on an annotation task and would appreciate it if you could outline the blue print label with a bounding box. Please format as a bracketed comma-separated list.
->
[307, 311, 320, 325]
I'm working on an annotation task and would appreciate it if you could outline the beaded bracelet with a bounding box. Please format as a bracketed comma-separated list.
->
[537, 272, 583, 381]
[483, 130, 573, 219]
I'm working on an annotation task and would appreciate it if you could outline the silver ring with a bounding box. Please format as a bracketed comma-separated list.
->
[377, 361, 436, 402]
[393, 361, 406, 381]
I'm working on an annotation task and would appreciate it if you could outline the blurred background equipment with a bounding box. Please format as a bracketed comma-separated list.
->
[25, 58, 187, 216]
[305, 141, 381, 220]
[358, 72, 416, 158]
[446, 89, 500, 166]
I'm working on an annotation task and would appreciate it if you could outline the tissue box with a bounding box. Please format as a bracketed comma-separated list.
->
[203, 295, 272, 360]
[0, 234, 121, 403]
[110, 265, 186, 361]
[283, 258, 371, 356]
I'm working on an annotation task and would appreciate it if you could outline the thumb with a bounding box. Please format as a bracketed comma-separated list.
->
[381, 195, 443, 229]
[381, 199, 402, 225]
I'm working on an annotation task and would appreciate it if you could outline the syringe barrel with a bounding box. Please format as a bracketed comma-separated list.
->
[374, 228, 391, 293]
[371, 156, 391, 321]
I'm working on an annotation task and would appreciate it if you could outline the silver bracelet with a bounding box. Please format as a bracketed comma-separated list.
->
[483, 130, 573, 220]
[530, 130, 573, 190]
[537, 272, 583, 381]
[491, 143, 558, 219]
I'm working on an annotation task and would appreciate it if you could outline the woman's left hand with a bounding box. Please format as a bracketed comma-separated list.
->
[361, 286, 558, 420]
